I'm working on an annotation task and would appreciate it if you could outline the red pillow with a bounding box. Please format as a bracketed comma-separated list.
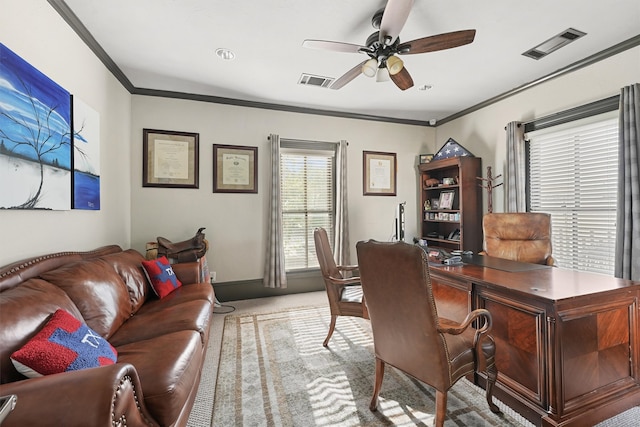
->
[11, 309, 117, 378]
[141, 256, 182, 298]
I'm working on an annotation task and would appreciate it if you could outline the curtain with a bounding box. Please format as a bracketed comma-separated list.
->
[505, 121, 526, 212]
[615, 83, 640, 281]
[263, 134, 287, 288]
[333, 140, 350, 266]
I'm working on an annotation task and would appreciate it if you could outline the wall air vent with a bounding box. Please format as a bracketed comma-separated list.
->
[522, 28, 586, 60]
[298, 73, 334, 88]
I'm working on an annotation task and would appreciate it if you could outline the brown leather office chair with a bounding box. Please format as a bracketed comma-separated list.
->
[314, 227, 369, 347]
[356, 240, 499, 427]
[482, 212, 555, 265]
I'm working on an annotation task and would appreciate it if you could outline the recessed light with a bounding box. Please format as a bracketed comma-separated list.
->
[215, 48, 235, 60]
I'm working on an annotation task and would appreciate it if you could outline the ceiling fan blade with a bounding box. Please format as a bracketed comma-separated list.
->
[302, 39, 365, 54]
[330, 60, 368, 90]
[379, 0, 415, 45]
[390, 66, 414, 91]
[397, 29, 476, 54]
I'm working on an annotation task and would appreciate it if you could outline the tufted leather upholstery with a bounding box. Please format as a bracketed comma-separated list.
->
[314, 227, 368, 347]
[356, 240, 499, 427]
[482, 212, 555, 265]
[0, 246, 213, 427]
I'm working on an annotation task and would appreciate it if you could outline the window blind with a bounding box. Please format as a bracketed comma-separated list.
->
[280, 148, 335, 270]
[527, 113, 618, 275]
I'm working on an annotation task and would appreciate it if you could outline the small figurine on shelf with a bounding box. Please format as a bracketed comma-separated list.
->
[424, 199, 431, 211]
[477, 166, 503, 213]
[422, 174, 440, 189]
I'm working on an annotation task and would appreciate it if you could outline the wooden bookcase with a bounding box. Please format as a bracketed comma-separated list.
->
[418, 156, 482, 253]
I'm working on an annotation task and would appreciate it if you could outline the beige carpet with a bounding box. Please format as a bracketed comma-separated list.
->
[187, 291, 640, 427]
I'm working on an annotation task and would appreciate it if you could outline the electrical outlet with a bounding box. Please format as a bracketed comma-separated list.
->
[210, 271, 217, 283]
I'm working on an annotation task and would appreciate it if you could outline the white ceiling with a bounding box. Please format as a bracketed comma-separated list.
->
[60, 0, 640, 125]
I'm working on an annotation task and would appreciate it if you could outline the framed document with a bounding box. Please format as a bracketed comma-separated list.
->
[363, 151, 397, 196]
[213, 144, 258, 193]
[143, 129, 199, 188]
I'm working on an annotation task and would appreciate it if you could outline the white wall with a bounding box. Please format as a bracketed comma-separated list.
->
[2, 0, 637, 281]
[131, 96, 434, 282]
[436, 46, 640, 213]
[0, 0, 132, 266]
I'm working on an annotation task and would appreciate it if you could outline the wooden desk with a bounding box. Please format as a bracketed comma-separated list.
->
[429, 256, 640, 427]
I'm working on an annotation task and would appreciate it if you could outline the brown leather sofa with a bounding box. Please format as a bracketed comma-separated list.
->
[0, 245, 214, 427]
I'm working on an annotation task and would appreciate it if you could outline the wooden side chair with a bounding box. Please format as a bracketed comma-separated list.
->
[313, 227, 368, 347]
[482, 212, 555, 265]
[356, 240, 500, 427]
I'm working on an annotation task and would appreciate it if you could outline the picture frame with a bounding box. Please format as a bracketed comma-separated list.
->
[438, 190, 455, 210]
[363, 151, 397, 196]
[419, 153, 434, 164]
[213, 144, 258, 193]
[143, 129, 199, 188]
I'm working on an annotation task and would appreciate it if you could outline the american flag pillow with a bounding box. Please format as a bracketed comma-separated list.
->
[11, 309, 117, 378]
[141, 256, 182, 298]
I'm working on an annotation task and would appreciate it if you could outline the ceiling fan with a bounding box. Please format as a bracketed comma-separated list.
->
[302, 0, 476, 91]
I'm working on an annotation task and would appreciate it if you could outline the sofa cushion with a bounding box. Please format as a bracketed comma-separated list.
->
[11, 309, 117, 378]
[141, 256, 182, 298]
[0, 278, 84, 383]
[102, 249, 150, 315]
[109, 298, 212, 347]
[116, 330, 203, 427]
[40, 258, 131, 339]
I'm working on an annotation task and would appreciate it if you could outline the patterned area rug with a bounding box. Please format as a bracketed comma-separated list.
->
[211, 306, 533, 426]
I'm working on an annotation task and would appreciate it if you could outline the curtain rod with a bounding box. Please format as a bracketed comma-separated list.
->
[267, 136, 347, 145]
[523, 95, 619, 133]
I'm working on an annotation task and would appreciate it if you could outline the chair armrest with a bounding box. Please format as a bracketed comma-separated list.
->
[325, 275, 361, 286]
[438, 309, 494, 372]
[0, 363, 158, 427]
[437, 308, 492, 336]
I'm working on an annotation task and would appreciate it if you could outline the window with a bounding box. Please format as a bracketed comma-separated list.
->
[280, 142, 335, 270]
[527, 112, 618, 275]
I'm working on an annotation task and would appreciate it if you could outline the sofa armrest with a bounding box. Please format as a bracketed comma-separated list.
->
[0, 363, 158, 427]
[172, 261, 205, 284]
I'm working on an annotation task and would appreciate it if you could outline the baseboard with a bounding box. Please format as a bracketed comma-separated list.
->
[212, 269, 324, 301]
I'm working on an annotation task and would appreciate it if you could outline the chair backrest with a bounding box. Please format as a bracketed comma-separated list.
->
[314, 227, 342, 280]
[356, 240, 450, 388]
[482, 213, 552, 265]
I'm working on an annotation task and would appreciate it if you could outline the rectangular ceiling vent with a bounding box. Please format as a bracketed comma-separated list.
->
[522, 28, 587, 60]
[298, 73, 334, 88]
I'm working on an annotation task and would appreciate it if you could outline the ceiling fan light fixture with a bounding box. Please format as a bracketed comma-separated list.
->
[376, 67, 390, 82]
[386, 55, 404, 75]
[362, 58, 378, 77]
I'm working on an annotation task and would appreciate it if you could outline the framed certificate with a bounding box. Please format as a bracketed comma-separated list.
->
[213, 144, 258, 193]
[363, 151, 397, 196]
[143, 129, 199, 188]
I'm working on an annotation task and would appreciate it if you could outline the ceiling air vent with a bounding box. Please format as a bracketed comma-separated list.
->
[522, 28, 586, 60]
[298, 73, 334, 88]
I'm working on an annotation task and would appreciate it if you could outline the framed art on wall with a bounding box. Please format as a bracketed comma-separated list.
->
[213, 144, 258, 193]
[143, 129, 199, 188]
[363, 151, 396, 196]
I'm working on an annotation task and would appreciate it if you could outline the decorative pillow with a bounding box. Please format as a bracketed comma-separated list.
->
[11, 309, 118, 378]
[141, 256, 182, 298]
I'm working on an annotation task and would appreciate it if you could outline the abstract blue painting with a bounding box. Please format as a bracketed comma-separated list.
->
[0, 43, 71, 210]
[72, 96, 100, 210]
